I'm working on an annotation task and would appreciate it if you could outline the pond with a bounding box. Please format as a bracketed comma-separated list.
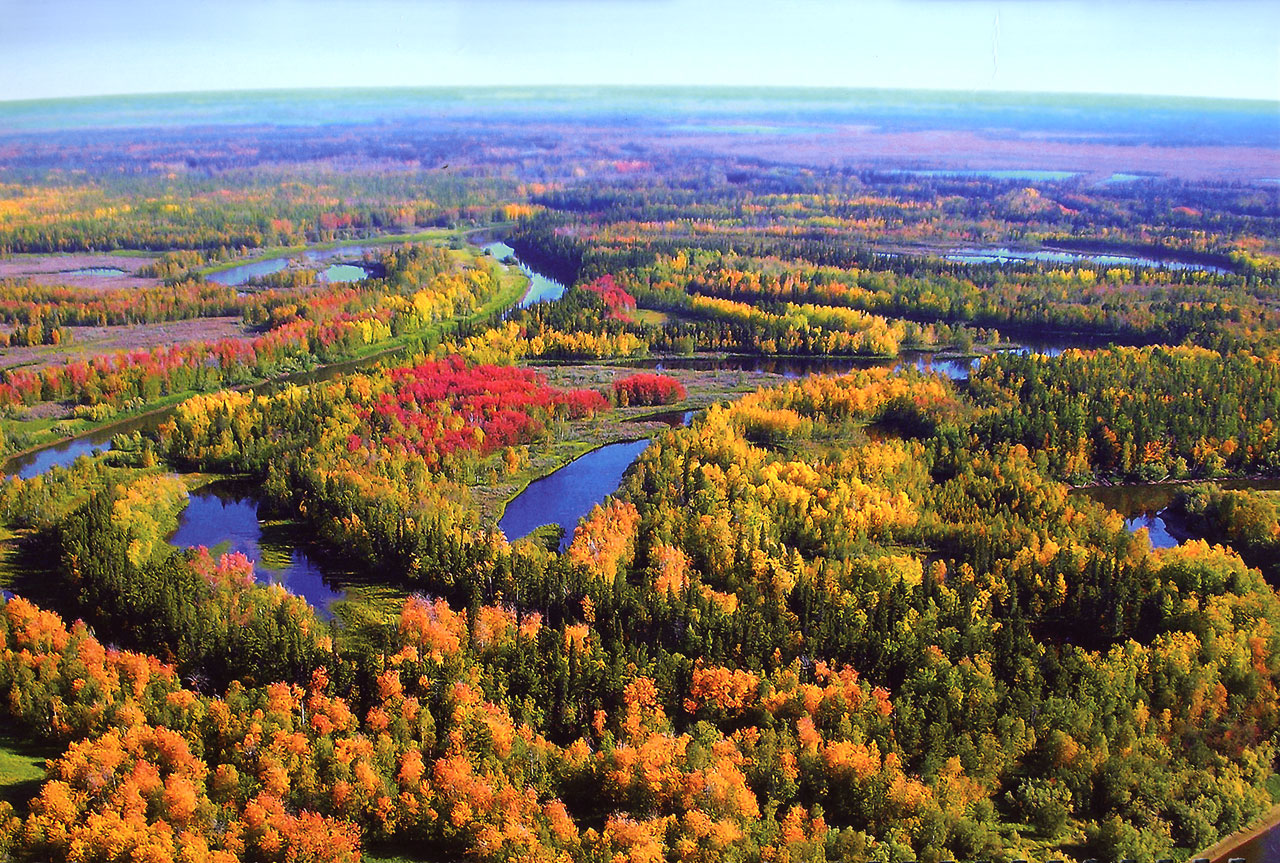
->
[321, 263, 369, 282]
[169, 481, 346, 619]
[945, 246, 1230, 274]
[207, 245, 379, 287]
[1073, 479, 1280, 550]
[499, 439, 652, 551]
[66, 266, 127, 276]
[207, 257, 288, 286]
[484, 241, 567, 306]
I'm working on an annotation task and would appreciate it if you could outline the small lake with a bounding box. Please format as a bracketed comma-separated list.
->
[208, 257, 288, 286]
[321, 263, 369, 282]
[499, 439, 652, 551]
[1074, 479, 1280, 550]
[945, 246, 1229, 274]
[66, 266, 127, 276]
[169, 481, 346, 619]
[207, 245, 379, 287]
[484, 241, 567, 306]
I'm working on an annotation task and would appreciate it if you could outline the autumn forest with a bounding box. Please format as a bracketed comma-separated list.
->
[0, 89, 1276, 863]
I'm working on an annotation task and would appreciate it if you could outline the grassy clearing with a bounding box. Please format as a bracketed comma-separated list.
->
[0, 734, 57, 814]
[630, 308, 669, 325]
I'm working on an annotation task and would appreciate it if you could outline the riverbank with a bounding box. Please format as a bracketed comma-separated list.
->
[1, 236, 529, 477]
[1197, 803, 1280, 863]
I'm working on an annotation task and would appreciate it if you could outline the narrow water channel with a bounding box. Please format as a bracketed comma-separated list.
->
[1073, 479, 1280, 550]
[483, 241, 567, 306]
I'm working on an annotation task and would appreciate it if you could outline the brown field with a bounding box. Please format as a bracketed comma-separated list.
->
[0, 316, 249, 372]
[0, 253, 162, 290]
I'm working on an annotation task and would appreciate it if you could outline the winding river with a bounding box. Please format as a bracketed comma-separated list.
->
[483, 241, 567, 306]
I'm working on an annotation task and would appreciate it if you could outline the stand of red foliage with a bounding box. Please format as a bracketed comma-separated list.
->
[612, 372, 686, 406]
[359, 355, 609, 464]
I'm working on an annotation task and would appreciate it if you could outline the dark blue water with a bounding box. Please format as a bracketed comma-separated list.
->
[9, 438, 104, 480]
[484, 241, 567, 306]
[5, 409, 166, 479]
[169, 484, 345, 619]
[499, 439, 652, 551]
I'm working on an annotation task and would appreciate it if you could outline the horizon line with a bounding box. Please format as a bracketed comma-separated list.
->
[3, 83, 1278, 111]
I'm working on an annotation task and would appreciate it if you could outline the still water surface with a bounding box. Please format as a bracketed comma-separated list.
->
[483, 241, 567, 306]
[946, 246, 1229, 273]
[169, 482, 346, 619]
[499, 439, 652, 550]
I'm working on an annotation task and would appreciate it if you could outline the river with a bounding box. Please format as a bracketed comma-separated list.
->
[499, 439, 653, 550]
[0, 241, 1206, 486]
[482, 241, 567, 306]
[2, 346, 413, 479]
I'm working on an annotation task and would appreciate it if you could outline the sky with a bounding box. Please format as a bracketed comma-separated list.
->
[2, 0, 1278, 103]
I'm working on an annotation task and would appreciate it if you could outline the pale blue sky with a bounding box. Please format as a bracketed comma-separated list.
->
[2, 0, 1277, 102]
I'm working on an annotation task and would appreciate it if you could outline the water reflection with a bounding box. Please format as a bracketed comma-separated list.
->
[1073, 479, 1280, 551]
[483, 241, 567, 306]
[67, 267, 127, 276]
[208, 245, 379, 286]
[169, 481, 346, 619]
[620, 352, 978, 381]
[499, 439, 651, 551]
[945, 246, 1229, 273]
